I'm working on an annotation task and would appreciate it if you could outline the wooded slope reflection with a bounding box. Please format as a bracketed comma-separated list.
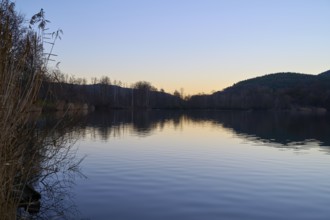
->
[77, 110, 330, 148]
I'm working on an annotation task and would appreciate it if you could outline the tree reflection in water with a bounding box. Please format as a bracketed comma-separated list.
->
[82, 110, 330, 149]
[5, 110, 330, 219]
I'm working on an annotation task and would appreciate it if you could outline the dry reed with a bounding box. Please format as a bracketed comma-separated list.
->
[0, 1, 66, 219]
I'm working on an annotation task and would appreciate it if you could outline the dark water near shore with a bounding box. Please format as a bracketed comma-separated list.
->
[65, 110, 330, 219]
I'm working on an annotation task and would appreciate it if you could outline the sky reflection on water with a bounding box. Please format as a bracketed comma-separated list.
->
[69, 110, 330, 220]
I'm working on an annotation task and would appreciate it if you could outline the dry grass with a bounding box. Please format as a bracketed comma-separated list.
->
[0, 1, 64, 219]
[1, 1, 85, 218]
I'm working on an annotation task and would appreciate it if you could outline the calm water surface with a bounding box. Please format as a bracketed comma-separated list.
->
[69, 111, 330, 220]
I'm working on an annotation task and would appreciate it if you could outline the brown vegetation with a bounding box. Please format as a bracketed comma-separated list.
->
[1, 1, 82, 219]
[0, 1, 44, 217]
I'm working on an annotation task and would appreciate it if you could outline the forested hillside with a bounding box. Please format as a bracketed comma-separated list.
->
[187, 71, 330, 111]
[39, 70, 330, 112]
[39, 81, 184, 110]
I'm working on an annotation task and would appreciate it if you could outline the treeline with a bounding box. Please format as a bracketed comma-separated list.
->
[40, 73, 184, 110]
[40, 70, 330, 112]
[187, 71, 330, 112]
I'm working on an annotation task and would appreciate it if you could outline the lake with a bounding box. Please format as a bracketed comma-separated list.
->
[55, 110, 330, 219]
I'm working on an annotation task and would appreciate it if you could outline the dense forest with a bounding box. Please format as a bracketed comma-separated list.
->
[40, 70, 330, 112]
[202, 70, 330, 111]
[39, 78, 184, 110]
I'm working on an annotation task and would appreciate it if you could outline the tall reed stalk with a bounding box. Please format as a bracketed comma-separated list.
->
[0, 1, 53, 218]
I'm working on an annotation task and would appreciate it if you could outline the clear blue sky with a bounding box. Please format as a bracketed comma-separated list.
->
[15, 0, 330, 95]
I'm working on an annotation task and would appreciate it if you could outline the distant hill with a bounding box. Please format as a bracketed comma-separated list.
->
[223, 72, 315, 91]
[318, 69, 330, 77]
[188, 70, 330, 111]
